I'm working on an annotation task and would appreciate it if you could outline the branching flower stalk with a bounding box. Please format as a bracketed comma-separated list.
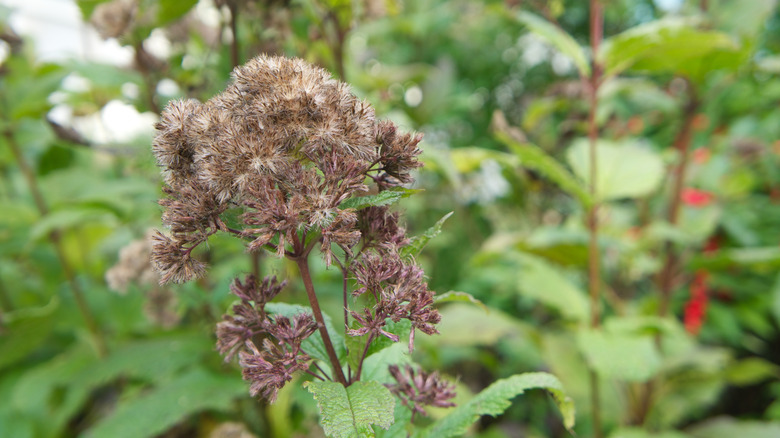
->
[151, 55, 453, 408]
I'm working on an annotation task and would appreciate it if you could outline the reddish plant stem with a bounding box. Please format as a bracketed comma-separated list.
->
[4, 128, 107, 357]
[633, 83, 699, 426]
[587, 1, 604, 437]
[658, 85, 699, 318]
[294, 255, 347, 386]
[353, 332, 375, 384]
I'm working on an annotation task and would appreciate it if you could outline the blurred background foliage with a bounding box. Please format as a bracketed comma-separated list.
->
[1, 0, 780, 436]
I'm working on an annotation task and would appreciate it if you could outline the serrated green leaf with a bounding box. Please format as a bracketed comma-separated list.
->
[84, 368, 246, 438]
[566, 139, 663, 202]
[400, 211, 453, 258]
[340, 187, 421, 210]
[266, 303, 347, 365]
[422, 372, 575, 437]
[516, 11, 590, 78]
[305, 380, 395, 438]
[434, 291, 487, 313]
[498, 132, 592, 207]
[577, 329, 661, 381]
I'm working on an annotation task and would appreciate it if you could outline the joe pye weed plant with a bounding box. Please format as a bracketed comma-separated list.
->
[151, 54, 574, 437]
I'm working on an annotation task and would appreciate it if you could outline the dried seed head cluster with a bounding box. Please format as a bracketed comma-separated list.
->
[152, 55, 422, 282]
[153, 55, 445, 406]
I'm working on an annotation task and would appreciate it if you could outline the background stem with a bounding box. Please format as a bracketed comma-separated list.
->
[587, 0, 604, 436]
[4, 128, 107, 357]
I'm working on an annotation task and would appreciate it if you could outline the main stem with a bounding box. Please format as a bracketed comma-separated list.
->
[295, 256, 348, 386]
[4, 128, 107, 357]
[587, 1, 604, 437]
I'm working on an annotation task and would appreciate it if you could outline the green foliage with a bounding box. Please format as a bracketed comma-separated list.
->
[421, 372, 575, 437]
[400, 211, 454, 259]
[84, 368, 246, 438]
[305, 380, 395, 438]
[515, 11, 591, 78]
[339, 187, 422, 210]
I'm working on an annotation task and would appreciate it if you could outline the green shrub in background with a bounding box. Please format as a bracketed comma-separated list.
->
[0, 0, 779, 437]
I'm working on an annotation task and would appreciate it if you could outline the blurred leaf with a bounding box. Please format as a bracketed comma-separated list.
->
[514, 254, 589, 322]
[376, 399, 412, 438]
[157, 0, 199, 25]
[30, 207, 119, 241]
[401, 211, 454, 259]
[84, 368, 245, 438]
[687, 418, 780, 438]
[448, 147, 519, 173]
[710, 0, 777, 38]
[497, 132, 591, 206]
[566, 139, 664, 201]
[516, 11, 590, 78]
[577, 329, 661, 381]
[0, 412, 35, 438]
[422, 372, 575, 437]
[609, 428, 690, 438]
[340, 187, 421, 210]
[725, 357, 780, 386]
[598, 19, 743, 79]
[75, 0, 113, 19]
[772, 274, 780, 326]
[305, 380, 395, 438]
[688, 247, 780, 270]
[434, 304, 522, 346]
[266, 303, 347, 364]
[434, 291, 487, 313]
[0, 298, 58, 371]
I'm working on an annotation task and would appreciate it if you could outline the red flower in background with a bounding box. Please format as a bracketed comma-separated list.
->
[684, 237, 719, 335]
[684, 271, 709, 335]
[681, 188, 714, 207]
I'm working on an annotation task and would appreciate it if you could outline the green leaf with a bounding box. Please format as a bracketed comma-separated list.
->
[609, 428, 690, 438]
[346, 319, 411, 372]
[266, 303, 347, 364]
[577, 329, 661, 382]
[598, 19, 743, 79]
[566, 139, 664, 202]
[157, 0, 199, 25]
[497, 132, 591, 206]
[688, 247, 780, 270]
[360, 343, 412, 384]
[75, 0, 112, 19]
[434, 304, 522, 347]
[84, 368, 246, 438]
[687, 418, 780, 438]
[514, 254, 589, 322]
[772, 274, 780, 326]
[516, 11, 590, 78]
[400, 211, 454, 258]
[305, 380, 395, 438]
[340, 187, 421, 210]
[434, 291, 487, 313]
[423, 372, 575, 437]
[725, 357, 780, 386]
[0, 298, 58, 371]
[447, 147, 520, 173]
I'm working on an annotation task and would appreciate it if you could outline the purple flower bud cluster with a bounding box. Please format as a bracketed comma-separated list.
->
[387, 364, 456, 417]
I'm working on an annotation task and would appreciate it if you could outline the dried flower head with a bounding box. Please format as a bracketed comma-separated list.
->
[151, 54, 423, 279]
[105, 231, 159, 294]
[90, 0, 137, 40]
[386, 364, 456, 416]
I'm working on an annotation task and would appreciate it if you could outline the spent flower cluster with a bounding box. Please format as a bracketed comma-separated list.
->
[151, 54, 454, 409]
